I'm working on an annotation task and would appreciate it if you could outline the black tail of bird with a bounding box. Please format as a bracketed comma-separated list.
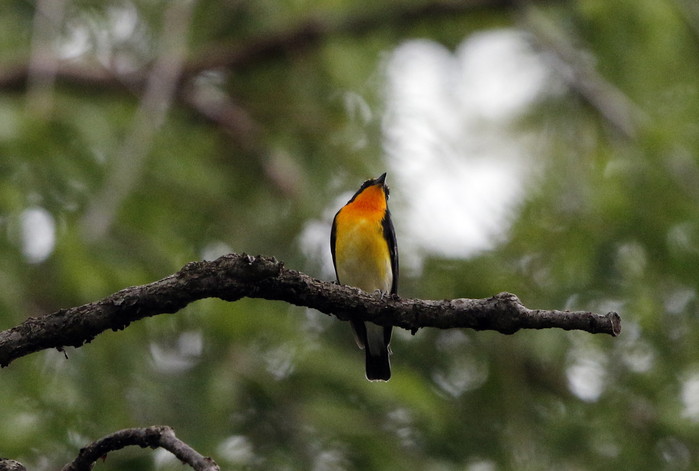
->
[365, 349, 391, 381]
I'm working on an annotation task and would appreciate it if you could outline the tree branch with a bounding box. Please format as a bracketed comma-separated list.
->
[0, 253, 621, 368]
[0, 459, 26, 471]
[61, 425, 219, 471]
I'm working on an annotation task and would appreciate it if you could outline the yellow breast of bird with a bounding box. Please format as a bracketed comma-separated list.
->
[334, 209, 392, 293]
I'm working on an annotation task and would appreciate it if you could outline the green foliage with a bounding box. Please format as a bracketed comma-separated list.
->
[2, 0, 699, 470]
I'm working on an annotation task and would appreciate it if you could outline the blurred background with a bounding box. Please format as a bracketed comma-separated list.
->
[2, 0, 699, 469]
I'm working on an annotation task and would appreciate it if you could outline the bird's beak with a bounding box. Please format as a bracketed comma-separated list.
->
[376, 173, 387, 185]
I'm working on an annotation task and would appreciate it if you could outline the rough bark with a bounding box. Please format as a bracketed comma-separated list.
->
[61, 426, 219, 471]
[0, 253, 621, 368]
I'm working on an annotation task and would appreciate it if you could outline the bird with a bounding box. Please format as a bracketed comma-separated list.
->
[330, 172, 398, 381]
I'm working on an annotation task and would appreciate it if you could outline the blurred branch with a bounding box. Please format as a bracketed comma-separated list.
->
[0, 0, 561, 121]
[1, 0, 546, 197]
[0, 0, 558, 91]
[183, 0, 556, 75]
[80, 0, 197, 241]
[61, 425, 219, 471]
[26, 0, 67, 117]
[674, 0, 699, 40]
[0, 253, 621, 368]
[521, 5, 648, 139]
[179, 83, 261, 152]
[0, 0, 562, 197]
[0, 62, 134, 92]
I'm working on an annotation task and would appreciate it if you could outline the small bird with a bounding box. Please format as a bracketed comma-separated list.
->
[331, 172, 398, 381]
